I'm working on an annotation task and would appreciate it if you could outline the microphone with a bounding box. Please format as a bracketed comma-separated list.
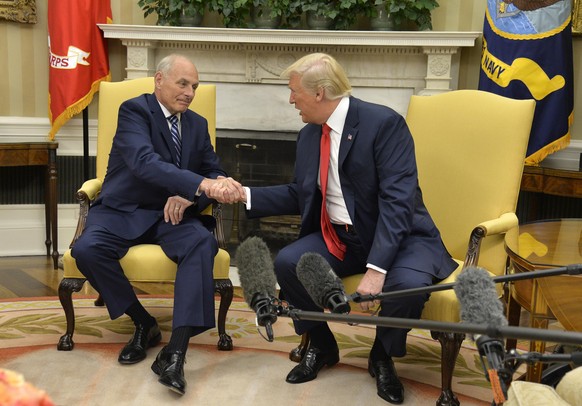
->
[454, 266, 512, 404]
[235, 236, 278, 341]
[296, 252, 351, 314]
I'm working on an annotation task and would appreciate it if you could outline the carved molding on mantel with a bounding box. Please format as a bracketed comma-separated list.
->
[99, 25, 481, 132]
[100, 25, 479, 46]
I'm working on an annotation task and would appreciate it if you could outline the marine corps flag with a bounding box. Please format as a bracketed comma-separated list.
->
[48, 0, 112, 140]
[478, 0, 574, 165]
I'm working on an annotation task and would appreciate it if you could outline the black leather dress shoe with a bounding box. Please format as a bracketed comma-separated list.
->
[285, 345, 340, 384]
[118, 322, 161, 365]
[368, 357, 404, 404]
[151, 346, 187, 395]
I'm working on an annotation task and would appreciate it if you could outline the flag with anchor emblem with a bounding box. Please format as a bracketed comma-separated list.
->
[478, 0, 574, 165]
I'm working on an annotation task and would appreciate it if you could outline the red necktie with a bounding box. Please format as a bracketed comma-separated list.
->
[320, 123, 346, 260]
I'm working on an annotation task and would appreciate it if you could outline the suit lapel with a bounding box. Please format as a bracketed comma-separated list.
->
[339, 97, 359, 166]
[338, 97, 360, 222]
[148, 94, 182, 167]
[180, 114, 193, 169]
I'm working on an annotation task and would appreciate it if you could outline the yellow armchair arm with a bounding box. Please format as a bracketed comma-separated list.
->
[464, 212, 518, 268]
[77, 178, 103, 201]
[69, 178, 102, 248]
[477, 212, 519, 236]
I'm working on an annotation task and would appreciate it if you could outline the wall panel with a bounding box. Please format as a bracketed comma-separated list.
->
[0, 0, 580, 141]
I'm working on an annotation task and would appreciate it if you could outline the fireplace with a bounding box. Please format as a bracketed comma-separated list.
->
[98, 25, 481, 259]
[99, 25, 480, 132]
[216, 132, 301, 257]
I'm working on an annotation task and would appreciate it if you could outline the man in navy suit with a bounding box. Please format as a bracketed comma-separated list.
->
[72, 54, 243, 396]
[239, 53, 457, 404]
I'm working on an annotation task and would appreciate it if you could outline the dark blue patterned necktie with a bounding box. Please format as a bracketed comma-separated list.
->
[168, 115, 181, 167]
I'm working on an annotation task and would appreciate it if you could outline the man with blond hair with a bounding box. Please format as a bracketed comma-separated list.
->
[238, 53, 456, 404]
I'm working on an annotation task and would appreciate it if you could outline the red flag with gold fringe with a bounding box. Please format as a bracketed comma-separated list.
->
[48, 0, 112, 140]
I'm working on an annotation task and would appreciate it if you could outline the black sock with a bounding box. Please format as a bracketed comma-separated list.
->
[370, 337, 390, 362]
[308, 323, 337, 350]
[125, 301, 156, 328]
[166, 326, 197, 353]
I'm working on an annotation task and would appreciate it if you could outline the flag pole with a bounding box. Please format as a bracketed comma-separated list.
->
[82, 108, 89, 182]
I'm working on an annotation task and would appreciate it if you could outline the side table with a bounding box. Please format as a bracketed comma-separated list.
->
[0, 142, 59, 269]
[520, 166, 582, 220]
[504, 219, 582, 382]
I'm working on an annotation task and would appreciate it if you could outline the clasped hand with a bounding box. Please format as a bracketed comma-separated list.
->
[356, 268, 386, 312]
[202, 176, 246, 204]
[164, 176, 245, 225]
[164, 195, 194, 225]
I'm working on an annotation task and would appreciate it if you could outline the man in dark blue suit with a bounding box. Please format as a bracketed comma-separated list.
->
[72, 54, 243, 395]
[240, 53, 457, 404]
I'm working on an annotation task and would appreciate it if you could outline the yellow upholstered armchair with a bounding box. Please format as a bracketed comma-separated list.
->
[57, 78, 233, 352]
[293, 90, 535, 405]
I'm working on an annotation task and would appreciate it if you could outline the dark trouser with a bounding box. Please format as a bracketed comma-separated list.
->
[273, 227, 434, 357]
[72, 217, 217, 330]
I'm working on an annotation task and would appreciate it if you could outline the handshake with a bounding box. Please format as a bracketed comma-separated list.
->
[164, 176, 245, 225]
[201, 175, 247, 204]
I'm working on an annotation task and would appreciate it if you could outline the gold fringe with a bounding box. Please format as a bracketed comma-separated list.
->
[524, 111, 574, 165]
[48, 72, 111, 141]
[524, 133, 571, 165]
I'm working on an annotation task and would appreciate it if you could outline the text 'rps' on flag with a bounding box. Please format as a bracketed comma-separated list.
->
[48, 0, 112, 140]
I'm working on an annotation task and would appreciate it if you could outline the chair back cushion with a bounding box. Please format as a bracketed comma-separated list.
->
[406, 90, 535, 277]
[96, 78, 216, 181]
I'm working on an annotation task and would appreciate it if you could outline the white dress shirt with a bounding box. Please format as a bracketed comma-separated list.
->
[244, 97, 386, 273]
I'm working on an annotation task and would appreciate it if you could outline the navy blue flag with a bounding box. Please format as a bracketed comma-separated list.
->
[478, 0, 574, 165]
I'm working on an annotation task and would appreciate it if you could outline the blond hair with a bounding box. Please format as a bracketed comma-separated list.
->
[281, 53, 352, 100]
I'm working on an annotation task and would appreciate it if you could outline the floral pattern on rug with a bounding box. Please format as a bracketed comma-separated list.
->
[0, 297, 495, 401]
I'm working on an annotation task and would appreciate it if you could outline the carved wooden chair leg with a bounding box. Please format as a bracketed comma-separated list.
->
[431, 330, 465, 406]
[214, 278, 234, 351]
[289, 332, 310, 362]
[57, 278, 87, 351]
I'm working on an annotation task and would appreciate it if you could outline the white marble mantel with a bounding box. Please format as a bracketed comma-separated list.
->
[100, 24, 480, 134]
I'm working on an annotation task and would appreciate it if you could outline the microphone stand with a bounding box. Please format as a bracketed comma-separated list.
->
[271, 302, 582, 346]
[505, 349, 582, 367]
[267, 301, 582, 406]
[350, 264, 582, 303]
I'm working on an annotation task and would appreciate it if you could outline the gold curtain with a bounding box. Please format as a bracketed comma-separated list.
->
[574, 0, 582, 34]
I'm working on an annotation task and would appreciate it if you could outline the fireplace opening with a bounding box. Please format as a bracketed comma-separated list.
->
[216, 133, 301, 262]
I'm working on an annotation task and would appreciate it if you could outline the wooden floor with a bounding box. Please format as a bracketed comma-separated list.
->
[0, 255, 175, 299]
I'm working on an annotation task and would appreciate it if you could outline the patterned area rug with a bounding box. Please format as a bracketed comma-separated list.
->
[0, 297, 492, 405]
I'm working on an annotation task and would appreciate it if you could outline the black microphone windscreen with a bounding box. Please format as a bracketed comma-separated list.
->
[235, 236, 277, 306]
[454, 266, 508, 331]
[296, 252, 345, 309]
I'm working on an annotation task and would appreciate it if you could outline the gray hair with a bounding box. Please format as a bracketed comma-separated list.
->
[156, 54, 191, 77]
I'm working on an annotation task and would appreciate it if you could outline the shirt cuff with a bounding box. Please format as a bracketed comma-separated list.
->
[243, 186, 251, 210]
[367, 263, 387, 274]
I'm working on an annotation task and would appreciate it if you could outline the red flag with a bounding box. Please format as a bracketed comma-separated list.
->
[48, 0, 112, 140]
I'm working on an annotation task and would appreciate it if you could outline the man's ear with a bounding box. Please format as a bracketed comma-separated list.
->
[154, 72, 163, 90]
[315, 87, 325, 101]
